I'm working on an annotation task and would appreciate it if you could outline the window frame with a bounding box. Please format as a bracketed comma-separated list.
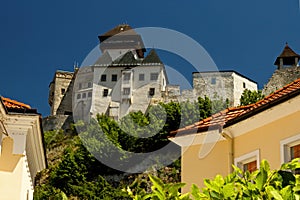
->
[101, 74, 107, 82]
[123, 73, 131, 81]
[139, 73, 145, 81]
[103, 89, 109, 97]
[149, 88, 155, 96]
[234, 149, 260, 172]
[123, 87, 130, 95]
[211, 77, 216, 85]
[112, 74, 118, 82]
[280, 134, 300, 164]
[150, 73, 159, 81]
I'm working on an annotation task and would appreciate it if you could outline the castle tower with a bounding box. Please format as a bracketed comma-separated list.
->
[48, 70, 75, 115]
[263, 43, 300, 95]
[98, 24, 146, 60]
[274, 43, 300, 69]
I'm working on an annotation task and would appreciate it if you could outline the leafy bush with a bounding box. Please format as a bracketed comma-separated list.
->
[129, 159, 300, 200]
[240, 89, 264, 106]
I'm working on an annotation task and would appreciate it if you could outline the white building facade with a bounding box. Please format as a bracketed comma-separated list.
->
[0, 97, 46, 200]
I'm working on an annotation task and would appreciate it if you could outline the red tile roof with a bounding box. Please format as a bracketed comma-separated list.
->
[1, 97, 37, 113]
[170, 77, 300, 137]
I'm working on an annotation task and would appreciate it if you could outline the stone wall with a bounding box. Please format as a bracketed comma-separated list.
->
[192, 72, 235, 105]
[49, 71, 74, 115]
[42, 115, 74, 132]
[263, 66, 300, 96]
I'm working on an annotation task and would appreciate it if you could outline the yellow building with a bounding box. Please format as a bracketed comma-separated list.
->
[0, 97, 47, 200]
[170, 78, 300, 192]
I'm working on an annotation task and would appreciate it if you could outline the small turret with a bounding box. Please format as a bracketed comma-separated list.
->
[274, 43, 300, 69]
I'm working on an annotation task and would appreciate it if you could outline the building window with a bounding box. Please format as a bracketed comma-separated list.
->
[243, 82, 246, 88]
[280, 134, 300, 164]
[149, 88, 155, 96]
[79, 83, 82, 89]
[211, 77, 216, 85]
[112, 74, 118, 81]
[281, 135, 300, 174]
[88, 82, 92, 88]
[123, 73, 131, 81]
[61, 88, 66, 95]
[82, 93, 87, 98]
[139, 74, 145, 81]
[103, 89, 109, 97]
[77, 94, 81, 99]
[88, 92, 92, 98]
[243, 160, 257, 173]
[123, 88, 130, 95]
[101, 74, 107, 82]
[150, 73, 159, 81]
[234, 150, 260, 173]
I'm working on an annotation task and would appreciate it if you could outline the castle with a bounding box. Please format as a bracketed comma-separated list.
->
[47, 25, 300, 122]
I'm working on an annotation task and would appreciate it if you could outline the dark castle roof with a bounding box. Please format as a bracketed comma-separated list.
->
[94, 49, 163, 67]
[274, 43, 300, 65]
[99, 24, 135, 41]
[142, 49, 163, 64]
[112, 51, 140, 65]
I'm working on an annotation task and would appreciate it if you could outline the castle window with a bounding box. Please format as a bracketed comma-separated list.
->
[103, 89, 109, 97]
[88, 92, 92, 98]
[82, 93, 87, 98]
[123, 88, 130, 95]
[77, 94, 81, 99]
[112, 74, 118, 82]
[149, 88, 155, 96]
[243, 82, 246, 88]
[88, 82, 92, 88]
[123, 73, 130, 81]
[139, 74, 145, 81]
[61, 88, 66, 95]
[150, 73, 159, 81]
[211, 78, 216, 85]
[101, 74, 107, 82]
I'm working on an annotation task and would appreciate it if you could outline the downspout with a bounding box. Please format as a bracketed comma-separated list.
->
[221, 130, 234, 173]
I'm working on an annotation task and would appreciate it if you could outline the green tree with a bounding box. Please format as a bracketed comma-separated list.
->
[240, 89, 264, 106]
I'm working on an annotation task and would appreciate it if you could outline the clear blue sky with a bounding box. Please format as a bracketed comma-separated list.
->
[1, 0, 299, 116]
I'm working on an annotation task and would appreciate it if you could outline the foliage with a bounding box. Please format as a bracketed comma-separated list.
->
[35, 96, 229, 199]
[211, 98, 229, 114]
[129, 159, 300, 200]
[240, 89, 264, 106]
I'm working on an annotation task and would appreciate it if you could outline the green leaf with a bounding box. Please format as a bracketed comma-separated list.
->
[191, 184, 202, 199]
[149, 175, 165, 199]
[222, 183, 236, 198]
[266, 186, 283, 200]
[280, 186, 293, 200]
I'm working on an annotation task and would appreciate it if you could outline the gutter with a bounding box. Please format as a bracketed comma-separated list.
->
[221, 130, 234, 173]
